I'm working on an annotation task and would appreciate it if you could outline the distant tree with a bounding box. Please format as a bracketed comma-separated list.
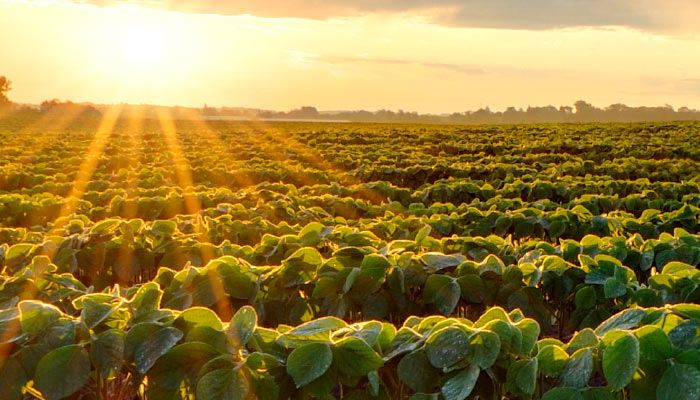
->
[0, 76, 11, 104]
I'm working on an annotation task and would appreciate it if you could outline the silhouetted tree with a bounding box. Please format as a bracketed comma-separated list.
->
[0, 76, 11, 104]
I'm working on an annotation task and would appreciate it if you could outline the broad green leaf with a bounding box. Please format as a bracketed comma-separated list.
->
[566, 328, 599, 354]
[135, 327, 183, 374]
[425, 326, 470, 369]
[515, 318, 540, 356]
[196, 368, 250, 400]
[227, 306, 257, 348]
[507, 358, 538, 395]
[286, 342, 333, 388]
[151, 220, 177, 236]
[672, 304, 700, 320]
[276, 316, 347, 347]
[174, 307, 223, 333]
[542, 387, 583, 400]
[131, 282, 163, 317]
[35, 345, 90, 400]
[333, 337, 383, 376]
[468, 330, 501, 369]
[90, 329, 125, 378]
[18, 300, 61, 336]
[582, 387, 616, 400]
[602, 332, 639, 390]
[595, 308, 646, 336]
[538, 345, 569, 377]
[603, 277, 627, 298]
[479, 254, 506, 275]
[575, 286, 597, 310]
[560, 348, 593, 389]
[441, 364, 480, 400]
[635, 326, 672, 361]
[424, 275, 460, 315]
[421, 252, 465, 270]
[343, 267, 361, 293]
[656, 364, 700, 400]
[474, 307, 510, 328]
[397, 349, 440, 393]
[668, 320, 700, 350]
[147, 342, 220, 391]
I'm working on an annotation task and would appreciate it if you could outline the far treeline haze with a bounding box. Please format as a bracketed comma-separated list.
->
[2, 76, 700, 124]
[47, 101, 700, 125]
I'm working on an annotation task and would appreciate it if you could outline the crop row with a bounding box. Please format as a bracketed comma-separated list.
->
[1, 294, 699, 400]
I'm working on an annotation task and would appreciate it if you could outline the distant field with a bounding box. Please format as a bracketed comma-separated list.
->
[1, 114, 700, 399]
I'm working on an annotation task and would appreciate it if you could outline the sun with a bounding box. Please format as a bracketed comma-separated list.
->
[119, 27, 167, 66]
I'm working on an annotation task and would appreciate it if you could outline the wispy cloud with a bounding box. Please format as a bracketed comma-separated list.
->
[308, 55, 486, 75]
[54, 0, 700, 33]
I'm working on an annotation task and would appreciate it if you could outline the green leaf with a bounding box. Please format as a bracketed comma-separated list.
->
[276, 316, 347, 347]
[35, 345, 90, 400]
[90, 329, 125, 378]
[537, 345, 569, 377]
[635, 326, 672, 361]
[603, 277, 627, 298]
[0, 357, 26, 400]
[582, 387, 616, 400]
[151, 220, 177, 236]
[343, 267, 361, 293]
[515, 318, 540, 356]
[566, 329, 599, 354]
[441, 364, 480, 400]
[147, 342, 220, 392]
[479, 254, 506, 275]
[421, 252, 465, 270]
[135, 327, 183, 374]
[671, 304, 700, 320]
[668, 320, 700, 350]
[226, 306, 257, 348]
[174, 307, 223, 333]
[542, 387, 583, 400]
[424, 275, 460, 315]
[286, 342, 333, 388]
[415, 225, 431, 244]
[656, 364, 700, 400]
[595, 308, 646, 336]
[602, 332, 639, 390]
[333, 337, 383, 376]
[507, 358, 538, 395]
[196, 368, 250, 400]
[661, 261, 695, 276]
[474, 307, 510, 327]
[131, 282, 163, 317]
[560, 348, 593, 389]
[18, 300, 61, 335]
[397, 349, 440, 393]
[425, 326, 470, 369]
[468, 330, 501, 369]
[575, 286, 597, 310]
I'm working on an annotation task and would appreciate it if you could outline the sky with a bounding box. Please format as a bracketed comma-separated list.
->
[1, 0, 700, 113]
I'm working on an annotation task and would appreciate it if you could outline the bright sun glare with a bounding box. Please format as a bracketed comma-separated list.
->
[119, 27, 167, 66]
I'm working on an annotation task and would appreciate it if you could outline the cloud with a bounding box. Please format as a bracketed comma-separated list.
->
[308, 55, 486, 75]
[68, 0, 700, 32]
[676, 78, 700, 93]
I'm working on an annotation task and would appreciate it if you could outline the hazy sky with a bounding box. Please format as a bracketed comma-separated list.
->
[1, 0, 700, 113]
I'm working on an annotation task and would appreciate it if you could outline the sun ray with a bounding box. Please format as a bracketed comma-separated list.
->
[52, 105, 123, 229]
[177, 108, 256, 189]
[242, 119, 387, 203]
[114, 108, 145, 285]
[155, 108, 231, 317]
